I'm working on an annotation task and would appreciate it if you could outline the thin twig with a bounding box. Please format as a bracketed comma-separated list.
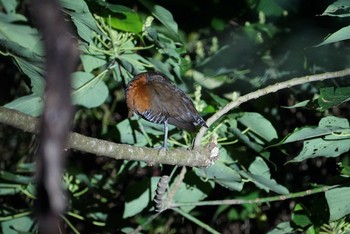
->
[194, 68, 350, 147]
[172, 184, 339, 207]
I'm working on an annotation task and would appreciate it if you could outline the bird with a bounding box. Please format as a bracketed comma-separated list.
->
[126, 71, 207, 148]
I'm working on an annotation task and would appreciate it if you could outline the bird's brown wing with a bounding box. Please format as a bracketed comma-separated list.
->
[148, 78, 200, 132]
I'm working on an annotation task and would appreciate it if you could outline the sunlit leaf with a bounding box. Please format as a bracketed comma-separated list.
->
[139, 0, 179, 38]
[325, 187, 350, 221]
[71, 71, 109, 108]
[238, 112, 278, 142]
[292, 204, 312, 228]
[0, 0, 18, 13]
[59, 0, 102, 43]
[281, 116, 349, 144]
[115, 118, 149, 146]
[244, 157, 289, 194]
[174, 171, 213, 212]
[316, 25, 350, 46]
[1, 216, 33, 234]
[321, 0, 350, 18]
[266, 221, 294, 234]
[123, 177, 159, 218]
[80, 54, 107, 72]
[318, 86, 350, 110]
[4, 94, 43, 117]
[195, 147, 244, 191]
[0, 13, 40, 51]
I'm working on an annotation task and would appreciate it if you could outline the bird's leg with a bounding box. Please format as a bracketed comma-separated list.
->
[163, 120, 168, 149]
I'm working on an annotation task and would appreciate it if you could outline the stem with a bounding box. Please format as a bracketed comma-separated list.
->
[194, 68, 350, 147]
[173, 208, 221, 234]
[172, 184, 339, 207]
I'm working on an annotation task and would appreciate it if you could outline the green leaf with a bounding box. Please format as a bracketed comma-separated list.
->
[0, 171, 33, 184]
[248, 157, 270, 178]
[95, 0, 143, 33]
[286, 117, 350, 162]
[318, 87, 350, 110]
[14, 56, 45, 96]
[59, 0, 102, 43]
[321, 0, 350, 18]
[0, 0, 18, 13]
[4, 94, 43, 117]
[281, 116, 349, 144]
[242, 157, 289, 194]
[231, 127, 264, 153]
[80, 54, 107, 72]
[0, 36, 44, 96]
[238, 112, 278, 142]
[256, 0, 285, 17]
[316, 25, 350, 47]
[139, 0, 179, 38]
[319, 116, 349, 128]
[267, 221, 294, 234]
[115, 119, 147, 146]
[292, 204, 312, 228]
[195, 147, 244, 191]
[0, 183, 21, 195]
[174, 171, 213, 212]
[99, 3, 143, 32]
[1, 216, 33, 234]
[71, 71, 109, 108]
[291, 136, 350, 162]
[123, 177, 159, 218]
[325, 187, 350, 221]
[0, 13, 40, 51]
[282, 126, 345, 144]
[108, 11, 143, 33]
[282, 100, 310, 109]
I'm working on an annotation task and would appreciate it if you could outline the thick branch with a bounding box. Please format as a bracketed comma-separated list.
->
[31, 0, 79, 232]
[194, 68, 350, 147]
[0, 107, 218, 167]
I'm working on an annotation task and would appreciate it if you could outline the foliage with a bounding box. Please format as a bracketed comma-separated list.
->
[1, 0, 350, 233]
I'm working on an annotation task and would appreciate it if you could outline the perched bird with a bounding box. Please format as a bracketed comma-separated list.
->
[126, 72, 207, 148]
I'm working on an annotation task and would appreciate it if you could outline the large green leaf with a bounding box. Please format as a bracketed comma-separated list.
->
[115, 118, 149, 146]
[139, 0, 179, 39]
[1, 216, 33, 234]
[59, 0, 102, 43]
[123, 177, 159, 218]
[0, 13, 40, 51]
[92, 1, 143, 33]
[286, 117, 350, 162]
[4, 94, 43, 117]
[325, 187, 350, 221]
[242, 157, 289, 194]
[238, 112, 278, 142]
[195, 147, 244, 191]
[0, 0, 18, 13]
[266, 221, 294, 234]
[291, 136, 350, 162]
[321, 0, 350, 18]
[318, 87, 350, 110]
[71, 71, 109, 108]
[316, 25, 350, 47]
[14, 55, 45, 96]
[80, 53, 107, 73]
[282, 116, 349, 144]
[174, 171, 213, 212]
[0, 35, 44, 96]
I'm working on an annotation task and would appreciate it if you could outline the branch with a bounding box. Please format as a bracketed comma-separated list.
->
[31, 0, 79, 232]
[0, 107, 218, 167]
[194, 68, 350, 147]
[171, 184, 338, 208]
